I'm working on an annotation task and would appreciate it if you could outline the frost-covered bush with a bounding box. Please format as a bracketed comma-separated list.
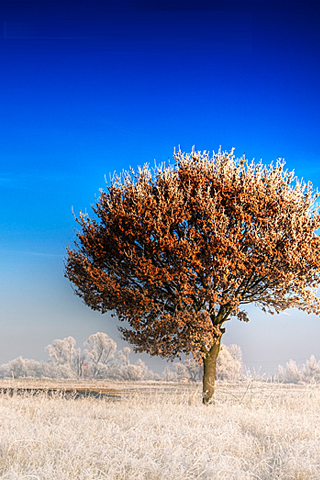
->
[184, 357, 203, 382]
[169, 358, 202, 382]
[1, 357, 42, 378]
[1, 356, 77, 379]
[104, 348, 158, 381]
[276, 359, 302, 384]
[302, 355, 320, 383]
[216, 344, 243, 381]
[46, 336, 80, 378]
[166, 344, 243, 382]
[276, 355, 320, 384]
[173, 362, 190, 381]
[162, 366, 179, 382]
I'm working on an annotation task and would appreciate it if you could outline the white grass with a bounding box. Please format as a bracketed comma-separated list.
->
[0, 380, 319, 479]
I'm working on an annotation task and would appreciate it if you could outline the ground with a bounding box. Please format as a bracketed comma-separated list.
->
[0, 379, 319, 479]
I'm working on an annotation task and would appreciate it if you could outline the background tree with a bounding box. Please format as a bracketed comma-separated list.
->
[46, 336, 80, 378]
[276, 359, 302, 384]
[116, 347, 154, 381]
[0, 332, 158, 381]
[170, 344, 242, 383]
[276, 355, 320, 384]
[84, 332, 116, 378]
[65, 148, 320, 403]
[216, 344, 243, 382]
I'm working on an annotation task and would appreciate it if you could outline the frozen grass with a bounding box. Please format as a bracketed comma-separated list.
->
[0, 380, 319, 479]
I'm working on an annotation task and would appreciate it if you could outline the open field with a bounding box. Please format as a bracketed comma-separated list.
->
[0, 380, 319, 479]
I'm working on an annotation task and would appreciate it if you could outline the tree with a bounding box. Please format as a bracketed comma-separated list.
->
[65, 147, 320, 403]
[276, 355, 320, 384]
[171, 357, 202, 382]
[1, 356, 76, 379]
[276, 359, 302, 384]
[1, 356, 40, 378]
[303, 355, 320, 383]
[46, 336, 80, 378]
[216, 344, 242, 381]
[103, 347, 157, 381]
[168, 344, 242, 383]
[84, 332, 117, 378]
[184, 357, 203, 382]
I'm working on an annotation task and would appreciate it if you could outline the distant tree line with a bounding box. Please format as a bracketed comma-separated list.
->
[275, 356, 320, 384]
[0, 332, 243, 382]
[1, 333, 319, 384]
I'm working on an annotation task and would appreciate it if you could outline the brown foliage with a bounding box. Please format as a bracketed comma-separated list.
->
[65, 148, 320, 361]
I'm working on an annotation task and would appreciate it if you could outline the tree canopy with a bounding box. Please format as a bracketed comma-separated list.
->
[65, 148, 320, 402]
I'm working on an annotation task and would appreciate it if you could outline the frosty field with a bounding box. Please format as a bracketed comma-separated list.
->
[0, 380, 319, 480]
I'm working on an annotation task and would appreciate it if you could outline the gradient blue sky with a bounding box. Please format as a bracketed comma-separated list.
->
[1, 0, 320, 374]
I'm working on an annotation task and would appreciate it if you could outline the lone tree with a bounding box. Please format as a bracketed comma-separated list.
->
[65, 148, 320, 403]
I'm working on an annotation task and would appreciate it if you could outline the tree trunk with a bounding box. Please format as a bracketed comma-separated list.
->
[202, 337, 222, 404]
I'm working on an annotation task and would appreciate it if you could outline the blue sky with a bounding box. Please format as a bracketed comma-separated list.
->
[1, 0, 320, 374]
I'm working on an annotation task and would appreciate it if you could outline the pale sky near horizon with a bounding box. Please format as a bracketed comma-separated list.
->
[1, 0, 320, 375]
